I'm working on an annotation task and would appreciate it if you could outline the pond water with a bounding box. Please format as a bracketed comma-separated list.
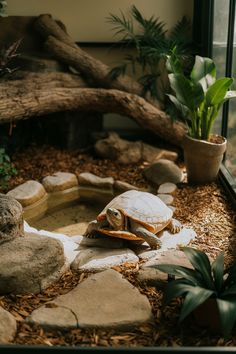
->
[30, 202, 101, 236]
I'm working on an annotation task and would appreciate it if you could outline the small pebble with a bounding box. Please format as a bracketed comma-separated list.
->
[157, 194, 174, 205]
[157, 182, 177, 195]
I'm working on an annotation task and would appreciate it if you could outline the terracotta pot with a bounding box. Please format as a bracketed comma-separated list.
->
[193, 298, 221, 334]
[183, 134, 227, 184]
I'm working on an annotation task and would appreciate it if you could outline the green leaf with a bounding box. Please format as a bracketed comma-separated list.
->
[225, 90, 236, 100]
[179, 287, 215, 322]
[168, 73, 194, 110]
[217, 298, 236, 339]
[211, 252, 224, 293]
[183, 247, 214, 289]
[166, 94, 189, 118]
[152, 264, 202, 286]
[190, 56, 216, 91]
[163, 280, 195, 305]
[206, 77, 233, 106]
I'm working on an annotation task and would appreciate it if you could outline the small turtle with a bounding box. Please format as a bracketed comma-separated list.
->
[84, 190, 182, 249]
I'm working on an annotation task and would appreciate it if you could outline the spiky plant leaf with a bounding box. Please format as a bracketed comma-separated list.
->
[221, 284, 236, 297]
[211, 252, 224, 293]
[217, 299, 236, 339]
[152, 264, 203, 285]
[163, 280, 196, 305]
[169, 16, 191, 42]
[182, 247, 214, 289]
[179, 287, 215, 322]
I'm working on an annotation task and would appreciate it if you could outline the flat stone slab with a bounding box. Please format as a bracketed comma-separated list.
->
[71, 247, 139, 271]
[42, 172, 78, 192]
[157, 182, 177, 194]
[0, 307, 17, 344]
[0, 233, 65, 294]
[136, 227, 196, 260]
[7, 180, 46, 207]
[27, 269, 153, 330]
[143, 159, 184, 186]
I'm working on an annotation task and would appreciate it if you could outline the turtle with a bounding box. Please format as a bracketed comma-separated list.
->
[83, 190, 182, 249]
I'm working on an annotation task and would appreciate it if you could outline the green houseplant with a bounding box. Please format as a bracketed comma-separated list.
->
[152, 247, 236, 339]
[167, 51, 236, 184]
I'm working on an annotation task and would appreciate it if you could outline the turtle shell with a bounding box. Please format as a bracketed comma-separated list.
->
[97, 190, 173, 239]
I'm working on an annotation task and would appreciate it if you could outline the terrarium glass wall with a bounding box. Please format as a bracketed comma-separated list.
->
[211, 0, 236, 186]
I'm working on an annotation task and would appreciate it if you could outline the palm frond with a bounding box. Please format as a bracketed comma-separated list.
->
[169, 16, 192, 42]
[106, 11, 136, 43]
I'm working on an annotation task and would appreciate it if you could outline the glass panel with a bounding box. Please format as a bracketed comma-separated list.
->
[225, 46, 236, 179]
[212, 0, 230, 134]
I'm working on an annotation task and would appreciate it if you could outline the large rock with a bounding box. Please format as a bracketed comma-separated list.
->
[7, 180, 46, 207]
[42, 172, 78, 192]
[27, 269, 153, 330]
[71, 247, 138, 271]
[0, 234, 65, 294]
[0, 194, 24, 245]
[0, 307, 17, 344]
[143, 159, 184, 186]
[95, 132, 178, 164]
[78, 172, 114, 190]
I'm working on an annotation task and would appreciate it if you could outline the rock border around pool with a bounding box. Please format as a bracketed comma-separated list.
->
[7, 171, 180, 222]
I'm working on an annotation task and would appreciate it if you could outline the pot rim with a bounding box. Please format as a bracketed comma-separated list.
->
[183, 134, 227, 147]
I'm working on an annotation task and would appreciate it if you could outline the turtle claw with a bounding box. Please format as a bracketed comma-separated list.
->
[169, 218, 182, 234]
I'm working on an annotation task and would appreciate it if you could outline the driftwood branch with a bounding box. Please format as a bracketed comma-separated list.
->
[0, 85, 186, 145]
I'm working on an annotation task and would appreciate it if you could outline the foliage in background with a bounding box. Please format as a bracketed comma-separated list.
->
[151, 247, 236, 339]
[166, 50, 236, 140]
[0, 148, 17, 190]
[0, 0, 7, 17]
[107, 5, 193, 104]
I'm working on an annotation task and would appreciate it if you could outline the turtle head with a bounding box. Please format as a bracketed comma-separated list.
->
[106, 208, 124, 230]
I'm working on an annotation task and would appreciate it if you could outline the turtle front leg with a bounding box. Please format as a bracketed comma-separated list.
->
[130, 221, 161, 250]
[167, 218, 182, 234]
[84, 219, 108, 238]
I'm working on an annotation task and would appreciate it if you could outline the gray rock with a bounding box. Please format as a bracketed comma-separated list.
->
[0, 307, 17, 344]
[42, 172, 78, 192]
[0, 234, 65, 294]
[137, 250, 193, 289]
[7, 180, 46, 207]
[157, 182, 177, 194]
[27, 269, 153, 330]
[71, 247, 139, 271]
[143, 159, 184, 186]
[157, 194, 174, 205]
[0, 194, 24, 245]
[78, 172, 114, 191]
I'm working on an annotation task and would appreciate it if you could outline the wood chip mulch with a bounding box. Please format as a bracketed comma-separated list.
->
[1, 144, 236, 348]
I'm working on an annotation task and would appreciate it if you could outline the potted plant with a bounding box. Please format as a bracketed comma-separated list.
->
[166, 50, 236, 184]
[151, 247, 236, 339]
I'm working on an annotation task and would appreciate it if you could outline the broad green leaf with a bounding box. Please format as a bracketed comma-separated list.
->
[166, 50, 183, 74]
[179, 287, 215, 322]
[190, 56, 216, 91]
[166, 94, 189, 118]
[168, 73, 195, 110]
[217, 298, 236, 339]
[182, 247, 214, 289]
[211, 252, 224, 293]
[192, 81, 205, 107]
[206, 77, 233, 106]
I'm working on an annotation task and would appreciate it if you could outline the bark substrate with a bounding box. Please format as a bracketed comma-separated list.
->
[1, 144, 236, 348]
